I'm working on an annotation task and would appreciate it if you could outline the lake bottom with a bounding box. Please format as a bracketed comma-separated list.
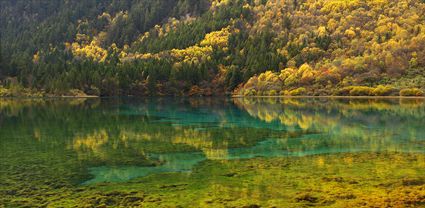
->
[1, 152, 424, 207]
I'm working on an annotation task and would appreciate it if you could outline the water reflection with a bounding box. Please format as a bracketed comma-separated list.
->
[0, 97, 424, 184]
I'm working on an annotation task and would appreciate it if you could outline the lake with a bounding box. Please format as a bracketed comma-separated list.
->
[1, 97, 424, 207]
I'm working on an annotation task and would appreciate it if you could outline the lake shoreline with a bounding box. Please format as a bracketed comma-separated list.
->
[0, 95, 100, 99]
[1, 95, 425, 99]
[232, 95, 425, 99]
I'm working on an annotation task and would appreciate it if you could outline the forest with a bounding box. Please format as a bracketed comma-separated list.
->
[1, 0, 425, 97]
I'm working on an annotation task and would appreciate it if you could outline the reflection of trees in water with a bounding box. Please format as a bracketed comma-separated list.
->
[0, 98, 290, 165]
[1, 97, 424, 168]
[2, 98, 424, 207]
[68, 124, 287, 164]
[233, 98, 425, 153]
[233, 98, 425, 124]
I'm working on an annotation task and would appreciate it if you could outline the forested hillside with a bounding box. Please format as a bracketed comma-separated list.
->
[1, 0, 425, 96]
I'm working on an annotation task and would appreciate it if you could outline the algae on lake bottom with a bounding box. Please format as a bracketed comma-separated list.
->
[1, 152, 424, 207]
[0, 98, 424, 207]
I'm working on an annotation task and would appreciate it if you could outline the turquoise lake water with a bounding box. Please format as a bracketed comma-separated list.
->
[1, 97, 424, 185]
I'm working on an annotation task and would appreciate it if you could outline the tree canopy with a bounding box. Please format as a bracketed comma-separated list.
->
[1, 0, 424, 96]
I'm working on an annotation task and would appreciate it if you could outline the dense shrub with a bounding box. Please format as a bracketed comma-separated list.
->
[85, 86, 101, 96]
[349, 86, 374, 96]
[372, 85, 396, 96]
[66, 89, 88, 97]
[337, 86, 355, 96]
[243, 89, 256, 96]
[289, 87, 307, 96]
[268, 90, 277, 96]
[279, 90, 287, 96]
[400, 88, 424, 97]
[0, 86, 11, 97]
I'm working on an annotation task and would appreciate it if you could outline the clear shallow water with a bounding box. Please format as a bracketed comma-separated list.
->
[1, 98, 424, 187]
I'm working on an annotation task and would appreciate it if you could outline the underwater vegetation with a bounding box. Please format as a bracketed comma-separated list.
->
[0, 97, 424, 207]
[1, 152, 424, 207]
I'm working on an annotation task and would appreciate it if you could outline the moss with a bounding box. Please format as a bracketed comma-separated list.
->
[295, 193, 319, 203]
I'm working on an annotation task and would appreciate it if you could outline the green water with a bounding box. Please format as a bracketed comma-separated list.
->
[1, 97, 424, 207]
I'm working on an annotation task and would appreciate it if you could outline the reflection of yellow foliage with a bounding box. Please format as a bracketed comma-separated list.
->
[298, 115, 313, 130]
[172, 129, 229, 159]
[172, 129, 213, 148]
[72, 129, 109, 152]
[33, 128, 41, 141]
[119, 131, 153, 142]
[68, 98, 88, 106]
[203, 149, 229, 160]
[233, 97, 425, 152]
[0, 99, 47, 116]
